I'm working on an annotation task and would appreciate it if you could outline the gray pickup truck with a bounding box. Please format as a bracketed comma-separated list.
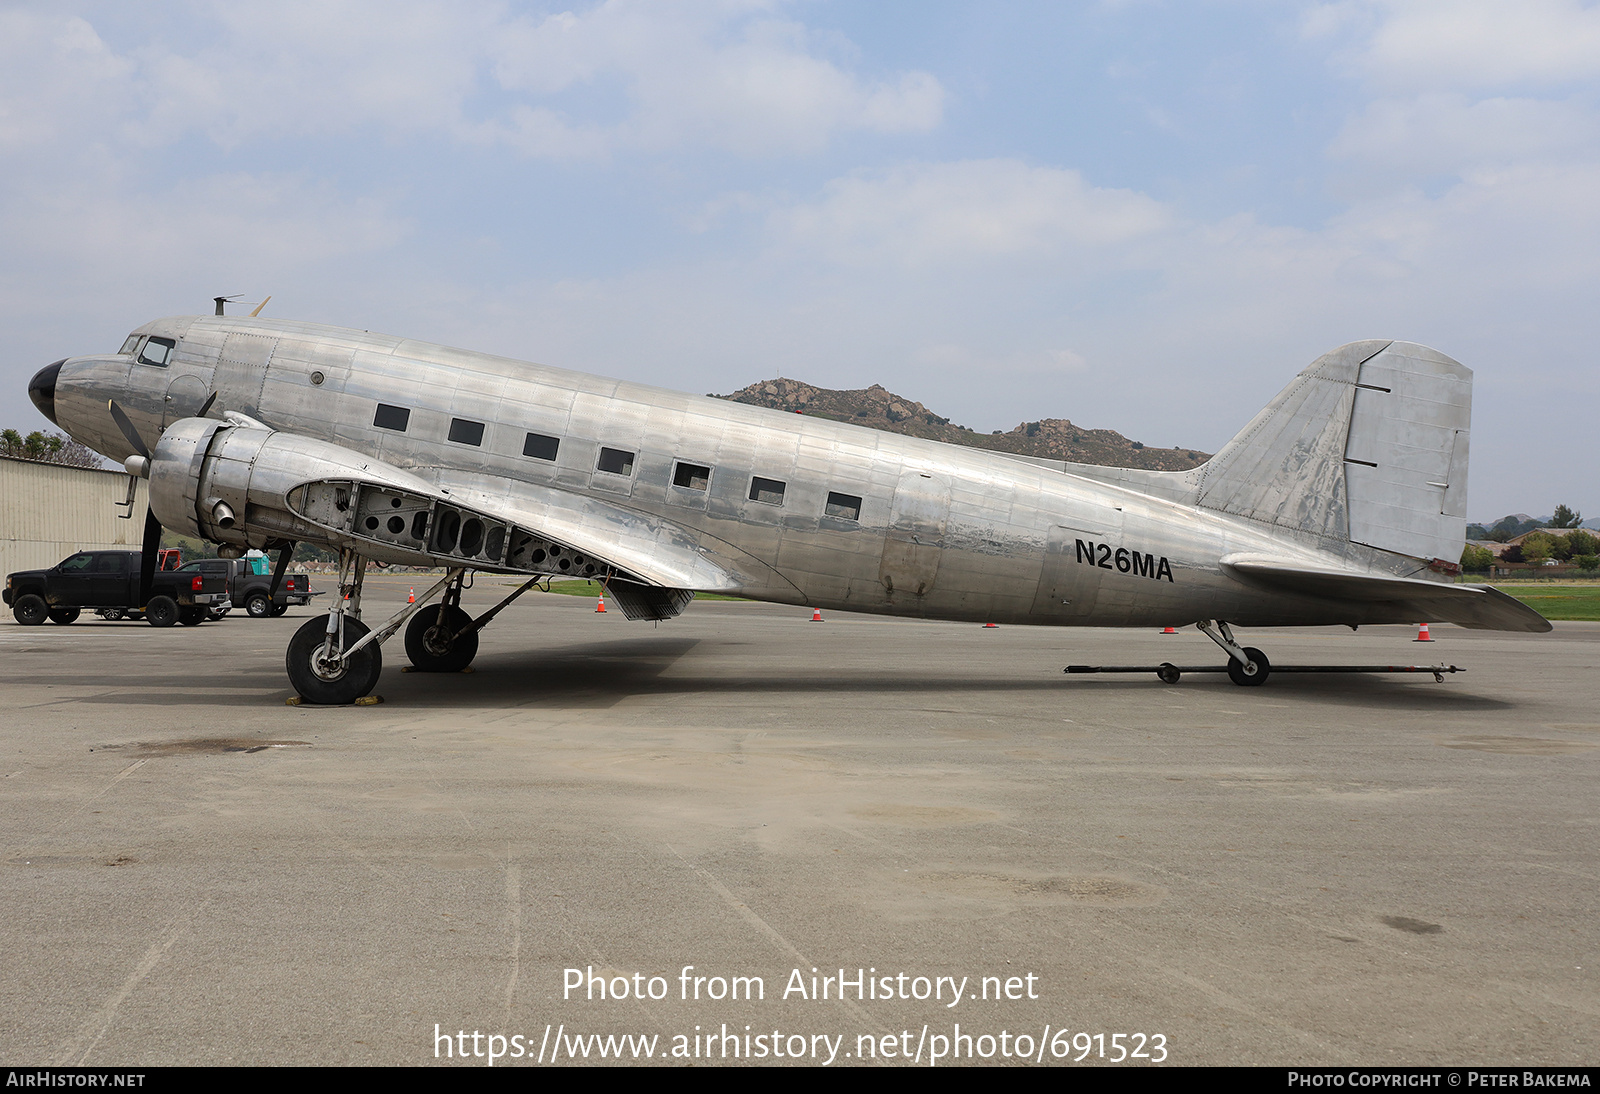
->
[5, 550, 228, 627]
[175, 556, 317, 619]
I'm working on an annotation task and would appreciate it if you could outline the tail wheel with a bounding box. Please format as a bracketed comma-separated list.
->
[48, 607, 81, 625]
[404, 605, 479, 672]
[286, 617, 382, 704]
[1227, 647, 1271, 687]
[145, 596, 180, 628]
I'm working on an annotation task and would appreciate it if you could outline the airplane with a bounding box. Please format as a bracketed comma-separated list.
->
[26, 312, 1550, 703]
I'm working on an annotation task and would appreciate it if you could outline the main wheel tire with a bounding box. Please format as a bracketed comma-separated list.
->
[286, 616, 382, 704]
[404, 605, 479, 672]
[179, 607, 206, 626]
[1226, 646, 1271, 687]
[48, 607, 81, 625]
[246, 592, 272, 618]
[1156, 663, 1182, 685]
[145, 596, 180, 628]
[13, 594, 48, 626]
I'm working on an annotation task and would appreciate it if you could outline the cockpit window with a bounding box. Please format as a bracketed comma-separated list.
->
[119, 335, 142, 356]
[138, 337, 175, 368]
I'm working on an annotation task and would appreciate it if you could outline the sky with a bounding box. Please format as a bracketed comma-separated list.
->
[2, 0, 1596, 521]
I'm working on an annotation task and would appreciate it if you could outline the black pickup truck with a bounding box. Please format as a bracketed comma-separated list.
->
[175, 556, 316, 619]
[5, 550, 228, 627]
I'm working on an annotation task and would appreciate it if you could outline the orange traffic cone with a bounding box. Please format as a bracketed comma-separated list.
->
[810, 608, 823, 622]
[1414, 623, 1432, 642]
[1161, 626, 1177, 634]
[596, 596, 607, 614]
[983, 622, 998, 628]
[407, 587, 415, 604]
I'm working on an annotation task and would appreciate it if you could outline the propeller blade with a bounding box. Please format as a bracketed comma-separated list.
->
[249, 295, 272, 317]
[198, 391, 218, 417]
[269, 541, 296, 600]
[140, 508, 162, 608]
[107, 399, 150, 459]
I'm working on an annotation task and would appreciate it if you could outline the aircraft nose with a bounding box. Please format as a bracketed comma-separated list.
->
[28, 360, 65, 425]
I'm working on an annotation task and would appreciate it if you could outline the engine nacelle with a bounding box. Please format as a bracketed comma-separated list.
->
[147, 417, 631, 582]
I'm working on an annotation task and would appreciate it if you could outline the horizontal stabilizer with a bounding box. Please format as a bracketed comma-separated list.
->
[1221, 555, 1552, 632]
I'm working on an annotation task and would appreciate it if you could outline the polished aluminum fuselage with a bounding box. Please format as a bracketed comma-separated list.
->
[50, 315, 1435, 629]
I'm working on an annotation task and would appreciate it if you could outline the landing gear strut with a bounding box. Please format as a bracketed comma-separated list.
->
[282, 560, 541, 702]
[403, 572, 543, 673]
[285, 551, 386, 705]
[404, 571, 478, 673]
[1198, 620, 1271, 687]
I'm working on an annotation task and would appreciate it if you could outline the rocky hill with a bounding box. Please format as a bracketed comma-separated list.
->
[716, 377, 1209, 471]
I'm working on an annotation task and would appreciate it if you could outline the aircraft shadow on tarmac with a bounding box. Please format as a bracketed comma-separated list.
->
[43, 636, 1514, 712]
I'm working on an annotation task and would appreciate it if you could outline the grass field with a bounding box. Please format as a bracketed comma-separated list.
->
[1493, 584, 1600, 622]
[542, 579, 748, 602]
[543, 580, 1597, 620]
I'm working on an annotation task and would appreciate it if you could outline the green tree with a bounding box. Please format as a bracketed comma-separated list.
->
[1551, 504, 1583, 528]
[1565, 530, 1598, 558]
[1574, 555, 1600, 573]
[1521, 532, 1555, 564]
[2, 426, 106, 468]
[1460, 545, 1494, 573]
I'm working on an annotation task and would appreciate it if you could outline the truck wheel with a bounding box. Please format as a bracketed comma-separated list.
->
[13, 594, 48, 626]
[246, 592, 272, 618]
[99, 608, 126, 622]
[270, 603, 288, 617]
[286, 617, 382, 704]
[48, 607, 81, 625]
[179, 607, 206, 626]
[208, 605, 230, 621]
[404, 605, 479, 672]
[146, 596, 180, 628]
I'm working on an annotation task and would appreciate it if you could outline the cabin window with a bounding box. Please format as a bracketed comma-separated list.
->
[597, 447, 634, 476]
[373, 404, 410, 432]
[673, 462, 711, 490]
[94, 554, 127, 573]
[523, 433, 559, 461]
[448, 418, 484, 446]
[137, 337, 175, 368]
[749, 477, 786, 505]
[119, 335, 141, 356]
[825, 491, 862, 521]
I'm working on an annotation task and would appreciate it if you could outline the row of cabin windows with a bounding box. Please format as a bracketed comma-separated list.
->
[371, 402, 864, 522]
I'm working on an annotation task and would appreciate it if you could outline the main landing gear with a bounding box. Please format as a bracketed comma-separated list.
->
[1064, 619, 1464, 686]
[284, 557, 545, 704]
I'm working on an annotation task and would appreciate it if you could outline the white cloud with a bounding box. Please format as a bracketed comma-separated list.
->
[0, 1, 942, 160]
[1321, 0, 1600, 90]
[1328, 93, 1599, 174]
[765, 160, 1172, 266]
[485, 1, 945, 156]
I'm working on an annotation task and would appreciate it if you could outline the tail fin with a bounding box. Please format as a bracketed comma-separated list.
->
[1195, 340, 1471, 564]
